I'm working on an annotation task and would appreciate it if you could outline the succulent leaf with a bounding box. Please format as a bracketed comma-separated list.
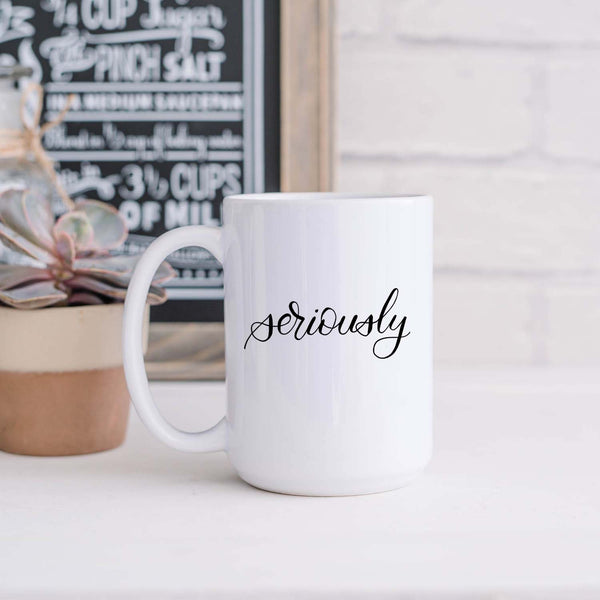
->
[67, 275, 166, 305]
[23, 191, 56, 251]
[147, 285, 168, 305]
[0, 265, 51, 290]
[76, 200, 127, 251]
[0, 222, 56, 264]
[0, 280, 67, 309]
[74, 269, 129, 288]
[0, 192, 173, 309]
[73, 255, 175, 287]
[0, 188, 55, 252]
[54, 231, 75, 265]
[73, 254, 139, 275]
[65, 275, 127, 300]
[151, 261, 176, 285]
[53, 211, 94, 252]
[68, 291, 105, 305]
[71, 255, 138, 287]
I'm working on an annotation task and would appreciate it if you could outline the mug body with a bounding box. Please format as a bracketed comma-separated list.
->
[223, 193, 433, 496]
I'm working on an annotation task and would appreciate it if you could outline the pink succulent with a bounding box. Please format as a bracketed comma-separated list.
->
[0, 188, 174, 309]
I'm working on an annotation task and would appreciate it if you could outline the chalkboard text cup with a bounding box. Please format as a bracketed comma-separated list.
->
[123, 193, 433, 496]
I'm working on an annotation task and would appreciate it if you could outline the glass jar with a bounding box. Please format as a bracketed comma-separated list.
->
[0, 64, 56, 264]
[0, 65, 55, 199]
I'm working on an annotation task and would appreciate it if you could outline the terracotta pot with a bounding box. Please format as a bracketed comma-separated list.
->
[0, 303, 149, 456]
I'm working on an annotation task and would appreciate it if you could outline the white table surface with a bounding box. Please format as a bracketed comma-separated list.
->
[1, 368, 600, 599]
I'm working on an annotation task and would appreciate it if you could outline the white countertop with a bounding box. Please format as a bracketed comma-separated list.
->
[1, 368, 600, 599]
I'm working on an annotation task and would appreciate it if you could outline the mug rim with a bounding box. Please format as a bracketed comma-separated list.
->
[224, 192, 431, 204]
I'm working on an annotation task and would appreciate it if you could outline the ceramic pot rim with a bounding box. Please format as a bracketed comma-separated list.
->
[0, 303, 149, 373]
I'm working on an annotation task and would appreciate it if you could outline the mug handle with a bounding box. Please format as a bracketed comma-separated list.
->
[122, 226, 227, 452]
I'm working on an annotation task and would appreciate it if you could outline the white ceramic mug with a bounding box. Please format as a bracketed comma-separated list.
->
[123, 193, 433, 496]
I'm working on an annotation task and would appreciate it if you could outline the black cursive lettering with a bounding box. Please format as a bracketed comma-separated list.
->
[243, 288, 411, 359]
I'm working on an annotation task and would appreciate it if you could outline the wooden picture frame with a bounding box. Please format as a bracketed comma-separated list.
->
[146, 0, 335, 380]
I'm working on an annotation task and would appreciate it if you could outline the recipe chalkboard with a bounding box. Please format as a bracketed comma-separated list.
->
[0, 0, 280, 322]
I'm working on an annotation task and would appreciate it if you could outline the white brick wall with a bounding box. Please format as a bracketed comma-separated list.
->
[336, 0, 600, 365]
[338, 162, 600, 272]
[545, 58, 600, 161]
[339, 49, 534, 157]
[386, 0, 600, 45]
[546, 282, 600, 365]
[434, 274, 537, 365]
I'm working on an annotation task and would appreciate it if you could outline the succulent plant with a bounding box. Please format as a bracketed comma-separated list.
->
[0, 188, 174, 309]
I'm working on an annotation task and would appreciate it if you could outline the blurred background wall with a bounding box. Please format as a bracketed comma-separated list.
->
[335, 0, 600, 366]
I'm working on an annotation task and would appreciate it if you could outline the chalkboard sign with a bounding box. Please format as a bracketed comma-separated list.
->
[0, 0, 280, 322]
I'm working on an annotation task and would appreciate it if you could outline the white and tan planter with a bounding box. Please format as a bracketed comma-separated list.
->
[0, 304, 148, 456]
